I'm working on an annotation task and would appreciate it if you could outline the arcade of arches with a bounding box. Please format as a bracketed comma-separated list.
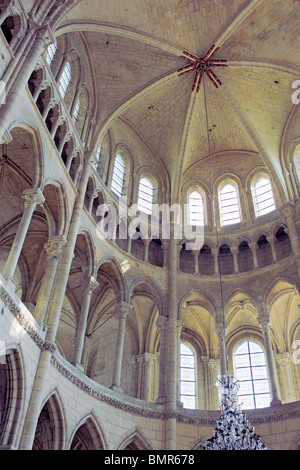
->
[0, 0, 300, 451]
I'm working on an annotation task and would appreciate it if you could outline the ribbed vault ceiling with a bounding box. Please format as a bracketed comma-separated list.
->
[56, 0, 300, 200]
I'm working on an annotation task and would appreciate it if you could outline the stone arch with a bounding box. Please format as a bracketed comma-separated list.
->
[32, 390, 65, 450]
[41, 179, 69, 237]
[96, 257, 128, 303]
[69, 413, 107, 450]
[117, 427, 153, 450]
[0, 341, 25, 449]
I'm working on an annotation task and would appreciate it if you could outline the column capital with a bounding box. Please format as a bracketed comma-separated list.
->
[22, 188, 45, 207]
[114, 301, 133, 319]
[82, 276, 99, 294]
[44, 235, 67, 260]
[156, 315, 168, 329]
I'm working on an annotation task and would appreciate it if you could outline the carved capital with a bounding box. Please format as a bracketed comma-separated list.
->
[82, 276, 99, 294]
[22, 188, 45, 207]
[44, 235, 67, 260]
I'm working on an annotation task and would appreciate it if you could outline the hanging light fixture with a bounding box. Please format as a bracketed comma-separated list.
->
[197, 69, 268, 450]
[204, 375, 267, 450]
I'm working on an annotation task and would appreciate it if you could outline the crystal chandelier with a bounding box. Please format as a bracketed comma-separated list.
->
[204, 375, 267, 450]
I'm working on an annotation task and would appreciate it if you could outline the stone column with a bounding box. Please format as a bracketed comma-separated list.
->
[140, 353, 157, 401]
[212, 248, 219, 275]
[207, 358, 221, 410]
[231, 246, 239, 273]
[215, 318, 228, 377]
[176, 320, 184, 406]
[276, 352, 296, 403]
[3, 188, 45, 284]
[249, 242, 259, 269]
[267, 236, 277, 263]
[165, 226, 179, 450]
[193, 249, 200, 274]
[110, 301, 133, 392]
[0, 25, 53, 143]
[156, 315, 168, 404]
[45, 150, 95, 344]
[259, 315, 282, 406]
[34, 235, 67, 325]
[281, 204, 300, 278]
[72, 276, 99, 368]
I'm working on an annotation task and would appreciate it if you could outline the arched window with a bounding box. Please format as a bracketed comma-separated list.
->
[219, 183, 241, 226]
[252, 177, 275, 217]
[111, 154, 125, 197]
[234, 341, 270, 409]
[188, 191, 204, 226]
[138, 178, 154, 215]
[46, 42, 57, 65]
[59, 61, 72, 98]
[180, 342, 196, 409]
[94, 144, 102, 170]
[73, 97, 81, 123]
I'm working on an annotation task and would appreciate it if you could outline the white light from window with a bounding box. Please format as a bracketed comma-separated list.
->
[138, 178, 154, 215]
[111, 154, 125, 197]
[188, 191, 204, 226]
[59, 61, 71, 98]
[46, 42, 57, 65]
[94, 144, 102, 169]
[180, 343, 196, 409]
[253, 177, 275, 217]
[219, 183, 241, 226]
[73, 97, 80, 123]
[234, 341, 270, 410]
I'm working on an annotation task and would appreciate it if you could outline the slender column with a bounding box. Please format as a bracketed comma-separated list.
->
[259, 315, 282, 406]
[34, 235, 67, 325]
[207, 358, 221, 410]
[110, 301, 133, 392]
[141, 353, 157, 401]
[165, 224, 179, 450]
[281, 204, 300, 278]
[212, 248, 219, 274]
[215, 317, 228, 377]
[45, 151, 95, 343]
[156, 315, 168, 403]
[176, 320, 184, 406]
[3, 188, 45, 283]
[72, 276, 99, 367]
[0, 25, 52, 143]
[267, 236, 277, 263]
[249, 242, 259, 269]
[193, 249, 200, 274]
[144, 239, 150, 263]
[276, 352, 296, 403]
[231, 246, 239, 273]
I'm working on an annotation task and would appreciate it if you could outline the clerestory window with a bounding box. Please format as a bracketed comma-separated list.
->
[188, 190, 204, 226]
[234, 341, 270, 409]
[59, 61, 72, 98]
[111, 154, 125, 197]
[252, 177, 275, 217]
[219, 183, 241, 226]
[46, 42, 57, 65]
[180, 342, 196, 409]
[138, 178, 154, 215]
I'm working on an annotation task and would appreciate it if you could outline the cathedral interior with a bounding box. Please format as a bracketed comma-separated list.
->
[0, 0, 300, 451]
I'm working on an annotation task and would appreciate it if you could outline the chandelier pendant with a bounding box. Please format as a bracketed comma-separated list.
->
[204, 375, 268, 450]
[177, 44, 228, 92]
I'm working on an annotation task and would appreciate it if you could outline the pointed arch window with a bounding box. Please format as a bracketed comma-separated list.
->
[138, 178, 154, 215]
[59, 61, 72, 98]
[46, 42, 57, 65]
[219, 183, 241, 226]
[73, 96, 80, 123]
[180, 342, 196, 409]
[252, 177, 275, 217]
[234, 341, 270, 409]
[188, 190, 204, 226]
[111, 154, 125, 197]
